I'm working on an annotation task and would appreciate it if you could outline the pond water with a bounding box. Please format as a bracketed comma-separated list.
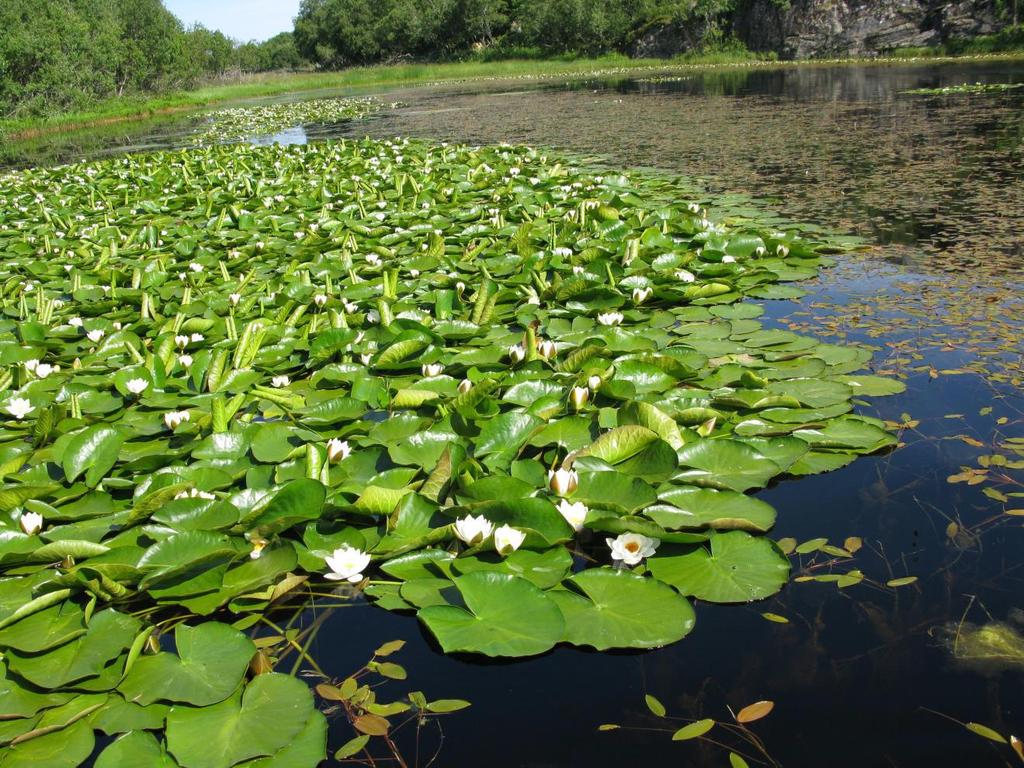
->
[6, 61, 1024, 766]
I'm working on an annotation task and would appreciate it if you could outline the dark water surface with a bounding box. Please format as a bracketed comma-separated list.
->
[9, 61, 1024, 766]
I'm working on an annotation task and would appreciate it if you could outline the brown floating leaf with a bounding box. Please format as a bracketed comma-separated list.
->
[1010, 735, 1022, 761]
[354, 714, 391, 736]
[735, 700, 774, 724]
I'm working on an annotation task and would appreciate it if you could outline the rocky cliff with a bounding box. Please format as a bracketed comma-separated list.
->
[630, 0, 1005, 60]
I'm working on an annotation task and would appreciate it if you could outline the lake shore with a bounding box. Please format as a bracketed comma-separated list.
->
[5, 50, 1024, 143]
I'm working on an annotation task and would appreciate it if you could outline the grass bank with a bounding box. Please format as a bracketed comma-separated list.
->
[3, 48, 1024, 141]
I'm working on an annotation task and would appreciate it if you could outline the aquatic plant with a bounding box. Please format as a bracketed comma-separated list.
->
[191, 97, 395, 146]
[0, 136, 902, 764]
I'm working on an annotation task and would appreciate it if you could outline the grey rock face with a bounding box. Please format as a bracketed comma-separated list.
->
[630, 0, 1004, 60]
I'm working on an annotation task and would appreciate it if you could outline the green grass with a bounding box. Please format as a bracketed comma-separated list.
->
[888, 25, 1024, 58]
[3, 45, 1024, 140]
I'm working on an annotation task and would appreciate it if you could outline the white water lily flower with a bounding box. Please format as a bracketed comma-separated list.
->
[359, 353, 373, 366]
[178, 354, 193, 368]
[494, 525, 526, 555]
[557, 500, 589, 532]
[324, 545, 371, 583]
[112, 322, 122, 331]
[548, 468, 579, 497]
[422, 363, 444, 377]
[597, 312, 624, 326]
[86, 329, 105, 343]
[126, 378, 149, 395]
[607, 532, 660, 566]
[508, 343, 525, 363]
[722, 254, 736, 264]
[366, 310, 380, 324]
[538, 340, 557, 360]
[189, 262, 204, 273]
[572, 265, 585, 275]
[271, 375, 290, 388]
[553, 247, 572, 257]
[342, 300, 359, 314]
[570, 386, 589, 411]
[34, 363, 55, 379]
[409, 269, 420, 278]
[327, 438, 351, 463]
[366, 253, 382, 267]
[163, 410, 190, 430]
[23, 359, 38, 372]
[229, 293, 242, 306]
[174, 334, 189, 349]
[173, 488, 216, 501]
[776, 244, 790, 257]
[19, 511, 43, 536]
[676, 269, 696, 283]
[190, 333, 204, 343]
[687, 202, 701, 213]
[632, 287, 653, 305]
[754, 246, 767, 257]
[588, 375, 602, 391]
[313, 294, 327, 307]
[454, 514, 494, 546]
[68, 317, 83, 328]
[457, 378, 473, 394]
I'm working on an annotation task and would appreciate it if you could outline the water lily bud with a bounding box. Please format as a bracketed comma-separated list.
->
[19, 511, 43, 536]
[776, 244, 789, 257]
[35, 363, 55, 379]
[343, 300, 358, 314]
[494, 525, 526, 555]
[538, 340, 557, 360]
[597, 311, 623, 326]
[557, 500, 588, 532]
[632, 287, 652, 305]
[422, 363, 445, 377]
[126, 378, 149, 395]
[508, 343, 525, 363]
[178, 354, 193, 368]
[164, 410, 189, 430]
[327, 438, 351, 463]
[271, 375, 290, 388]
[454, 514, 494, 546]
[570, 386, 589, 411]
[607, 532, 659, 566]
[588, 375, 602, 391]
[229, 293, 242, 306]
[249, 537, 268, 560]
[548, 468, 579, 497]
[754, 246, 766, 257]
[324, 544, 371, 583]
[366, 310, 381, 324]
[359, 353, 373, 366]
[456, 281, 466, 295]
[409, 269, 420, 278]
[175, 334, 189, 349]
[313, 293, 327, 307]
[458, 379, 473, 394]
[86, 329, 105, 343]
[676, 269, 696, 283]
[687, 202, 700, 213]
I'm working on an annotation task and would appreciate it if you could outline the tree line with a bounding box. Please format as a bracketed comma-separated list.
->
[0, 0, 303, 119]
[292, 0, 737, 66]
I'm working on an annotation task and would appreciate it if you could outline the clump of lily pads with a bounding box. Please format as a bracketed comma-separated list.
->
[0, 135, 902, 765]
[191, 96, 395, 145]
[901, 82, 1024, 96]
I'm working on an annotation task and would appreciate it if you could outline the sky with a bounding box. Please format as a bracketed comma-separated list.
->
[164, 0, 302, 43]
